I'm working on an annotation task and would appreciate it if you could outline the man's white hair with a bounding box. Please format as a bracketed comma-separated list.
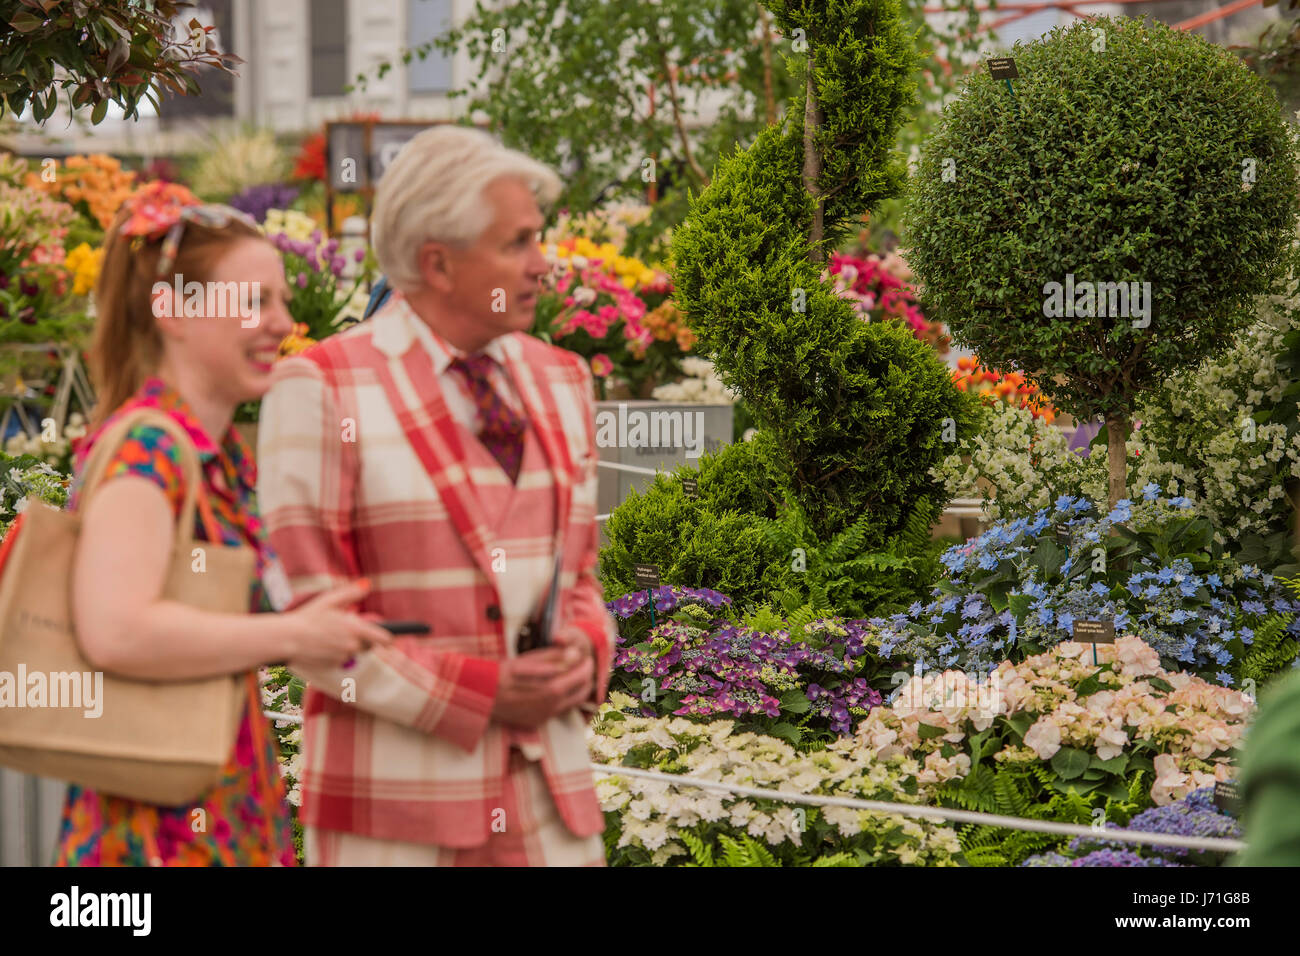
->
[371, 125, 563, 294]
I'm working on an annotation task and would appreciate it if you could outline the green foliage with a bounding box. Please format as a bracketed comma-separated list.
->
[0, 1, 240, 123]
[392, 0, 803, 255]
[690, 830, 859, 867]
[940, 760, 1148, 867]
[0, 452, 69, 538]
[353, 0, 992, 260]
[599, 440, 785, 607]
[671, 0, 978, 551]
[600, 434, 948, 617]
[1236, 575, 1300, 688]
[905, 17, 1300, 434]
[764, 494, 945, 617]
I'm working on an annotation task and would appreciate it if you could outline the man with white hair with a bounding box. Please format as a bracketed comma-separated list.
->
[256, 125, 615, 866]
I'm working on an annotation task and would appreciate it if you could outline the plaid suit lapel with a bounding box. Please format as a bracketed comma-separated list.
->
[367, 309, 501, 590]
[499, 335, 573, 549]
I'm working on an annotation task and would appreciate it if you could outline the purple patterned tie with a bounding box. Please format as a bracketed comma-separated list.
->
[449, 354, 528, 483]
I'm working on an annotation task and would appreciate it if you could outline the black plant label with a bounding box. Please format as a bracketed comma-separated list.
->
[634, 563, 661, 587]
[1214, 780, 1241, 816]
[988, 57, 1020, 80]
[681, 478, 699, 499]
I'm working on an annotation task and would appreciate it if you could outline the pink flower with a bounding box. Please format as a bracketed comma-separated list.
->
[1095, 722, 1129, 761]
[620, 298, 647, 324]
[590, 354, 614, 378]
[1115, 635, 1160, 677]
[1151, 753, 1189, 806]
[576, 308, 613, 338]
[1023, 717, 1062, 760]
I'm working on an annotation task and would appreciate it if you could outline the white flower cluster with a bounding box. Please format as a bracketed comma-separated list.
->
[588, 693, 962, 865]
[651, 357, 739, 405]
[1109, 290, 1300, 546]
[3, 412, 86, 469]
[0, 458, 67, 536]
[261, 668, 305, 807]
[934, 269, 1300, 541]
[931, 402, 1085, 521]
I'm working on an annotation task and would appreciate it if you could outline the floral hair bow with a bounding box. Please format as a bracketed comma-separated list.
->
[118, 180, 257, 278]
[119, 181, 203, 241]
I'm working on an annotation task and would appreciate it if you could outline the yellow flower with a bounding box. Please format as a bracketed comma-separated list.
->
[63, 242, 103, 296]
[620, 274, 637, 289]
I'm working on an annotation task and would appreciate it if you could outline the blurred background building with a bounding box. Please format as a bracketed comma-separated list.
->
[1, 0, 1291, 157]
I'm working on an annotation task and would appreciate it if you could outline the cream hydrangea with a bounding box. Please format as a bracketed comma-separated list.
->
[590, 706, 961, 865]
[652, 357, 739, 405]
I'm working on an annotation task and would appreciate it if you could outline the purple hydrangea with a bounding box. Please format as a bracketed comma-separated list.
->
[605, 586, 884, 735]
[1071, 850, 1182, 867]
[1027, 786, 1236, 867]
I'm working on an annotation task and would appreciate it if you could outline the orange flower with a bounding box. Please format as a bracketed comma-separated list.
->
[28, 154, 137, 229]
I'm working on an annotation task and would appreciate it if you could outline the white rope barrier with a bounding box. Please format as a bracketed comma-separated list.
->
[588, 763, 1246, 853]
[596, 460, 665, 477]
[261, 710, 1242, 853]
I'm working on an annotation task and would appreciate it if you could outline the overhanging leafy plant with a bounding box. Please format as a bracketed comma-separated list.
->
[0, 0, 241, 123]
[599, 440, 785, 607]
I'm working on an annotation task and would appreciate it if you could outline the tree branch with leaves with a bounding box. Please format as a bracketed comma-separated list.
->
[0, 0, 239, 124]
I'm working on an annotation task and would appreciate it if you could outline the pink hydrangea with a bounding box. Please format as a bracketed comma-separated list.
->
[1023, 717, 1062, 760]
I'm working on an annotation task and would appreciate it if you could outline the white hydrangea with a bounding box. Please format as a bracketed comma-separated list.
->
[589, 704, 961, 866]
[652, 358, 739, 405]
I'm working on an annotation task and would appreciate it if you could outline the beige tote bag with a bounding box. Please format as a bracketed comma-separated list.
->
[0, 407, 253, 805]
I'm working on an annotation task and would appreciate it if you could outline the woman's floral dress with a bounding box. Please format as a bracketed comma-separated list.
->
[54, 377, 296, 866]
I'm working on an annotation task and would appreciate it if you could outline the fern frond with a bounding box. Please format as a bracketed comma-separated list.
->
[822, 508, 874, 564]
[678, 830, 714, 867]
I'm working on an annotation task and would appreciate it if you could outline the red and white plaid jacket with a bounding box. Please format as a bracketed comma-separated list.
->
[256, 297, 615, 847]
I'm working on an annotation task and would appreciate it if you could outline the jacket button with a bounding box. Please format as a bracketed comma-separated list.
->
[486, 604, 502, 621]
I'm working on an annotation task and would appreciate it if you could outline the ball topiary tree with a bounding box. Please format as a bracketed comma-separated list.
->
[903, 16, 1300, 510]
[670, 0, 979, 551]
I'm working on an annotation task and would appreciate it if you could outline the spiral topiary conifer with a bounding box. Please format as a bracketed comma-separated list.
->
[670, 0, 978, 548]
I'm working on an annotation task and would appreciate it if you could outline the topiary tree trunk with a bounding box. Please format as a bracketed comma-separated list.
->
[671, 0, 979, 548]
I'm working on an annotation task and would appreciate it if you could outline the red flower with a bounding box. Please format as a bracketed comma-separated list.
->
[293, 133, 326, 182]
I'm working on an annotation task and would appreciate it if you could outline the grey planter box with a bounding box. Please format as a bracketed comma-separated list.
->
[595, 400, 733, 545]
